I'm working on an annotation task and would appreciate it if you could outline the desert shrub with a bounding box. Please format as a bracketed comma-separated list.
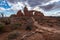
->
[4, 18, 11, 25]
[48, 24, 53, 27]
[0, 24, 4, 33]
[22, 17, 26, 20]
[11, 23, 22, 30]
[8, 31, 20, 40]
[26, 26, 32, 31]
[1, 18, 11, 25]
[21, 17, 30, 21]
[25, 23, 33, 31]
[47, 22, 53, 27]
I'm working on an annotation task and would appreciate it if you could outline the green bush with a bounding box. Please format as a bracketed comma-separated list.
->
[0, 24, 4, 33]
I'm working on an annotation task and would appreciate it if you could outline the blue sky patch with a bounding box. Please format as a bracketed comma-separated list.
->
[0, 0, 11, 9]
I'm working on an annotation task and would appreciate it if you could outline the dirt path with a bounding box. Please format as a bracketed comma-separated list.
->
[31, 17, 60, 34]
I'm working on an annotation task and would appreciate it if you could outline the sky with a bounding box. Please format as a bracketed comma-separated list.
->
[0, 0, 60, 17]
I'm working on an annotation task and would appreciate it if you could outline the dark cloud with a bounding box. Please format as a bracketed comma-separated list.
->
[52, 1, 60, 9]
[40, 1, 60, 11]
[27, 0, 51, 7]
[7, 0, 26, 3]
[7, 0, 18, 3]
[39, 2, 56, 11]
[7, 0, 51, 6]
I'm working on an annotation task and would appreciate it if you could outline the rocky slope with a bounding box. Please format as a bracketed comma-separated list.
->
[0, 6, 60, 40]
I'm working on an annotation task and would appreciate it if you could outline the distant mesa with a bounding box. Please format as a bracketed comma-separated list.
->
[10, 6, 44, 17]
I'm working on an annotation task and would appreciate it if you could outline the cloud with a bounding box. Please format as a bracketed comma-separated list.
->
[6, 0, 60, 11]
[7, 0, 19, 3]
[0, 0, 60, 16]
[0, 7, 6, 10]
[7, 0, 26, 3]
[39, 0, 60, 11]
[10, 2, 25, 10]
[39, 2, 55, 11]
[0, 1, 25, 17]
[27, 0, 51, 7]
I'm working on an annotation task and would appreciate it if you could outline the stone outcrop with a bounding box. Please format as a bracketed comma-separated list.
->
[23, 6, 29, 16]
[10, 6, 44, 17]
[34, 11, 44, 16]
[17, 10, 24, 17]
[28, 10, 34, 16]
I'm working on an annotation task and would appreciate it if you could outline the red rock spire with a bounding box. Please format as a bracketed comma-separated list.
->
[23, 6, 29, 16]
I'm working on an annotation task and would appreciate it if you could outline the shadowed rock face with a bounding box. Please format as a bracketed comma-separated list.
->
[17, 10, 24, 17]
[29, 11, 33, 16]
[10, 14, 17, 17]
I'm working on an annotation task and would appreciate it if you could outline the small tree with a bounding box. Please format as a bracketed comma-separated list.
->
[0, 13, 4, 18]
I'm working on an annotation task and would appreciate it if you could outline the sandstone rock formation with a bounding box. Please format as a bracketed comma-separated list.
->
[28, 10, 34, 17]
[23, 6, 29, 16]
[10, 6, 44, 17]
[17, 10, 24, 17]
[34, 11, 44, 16]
